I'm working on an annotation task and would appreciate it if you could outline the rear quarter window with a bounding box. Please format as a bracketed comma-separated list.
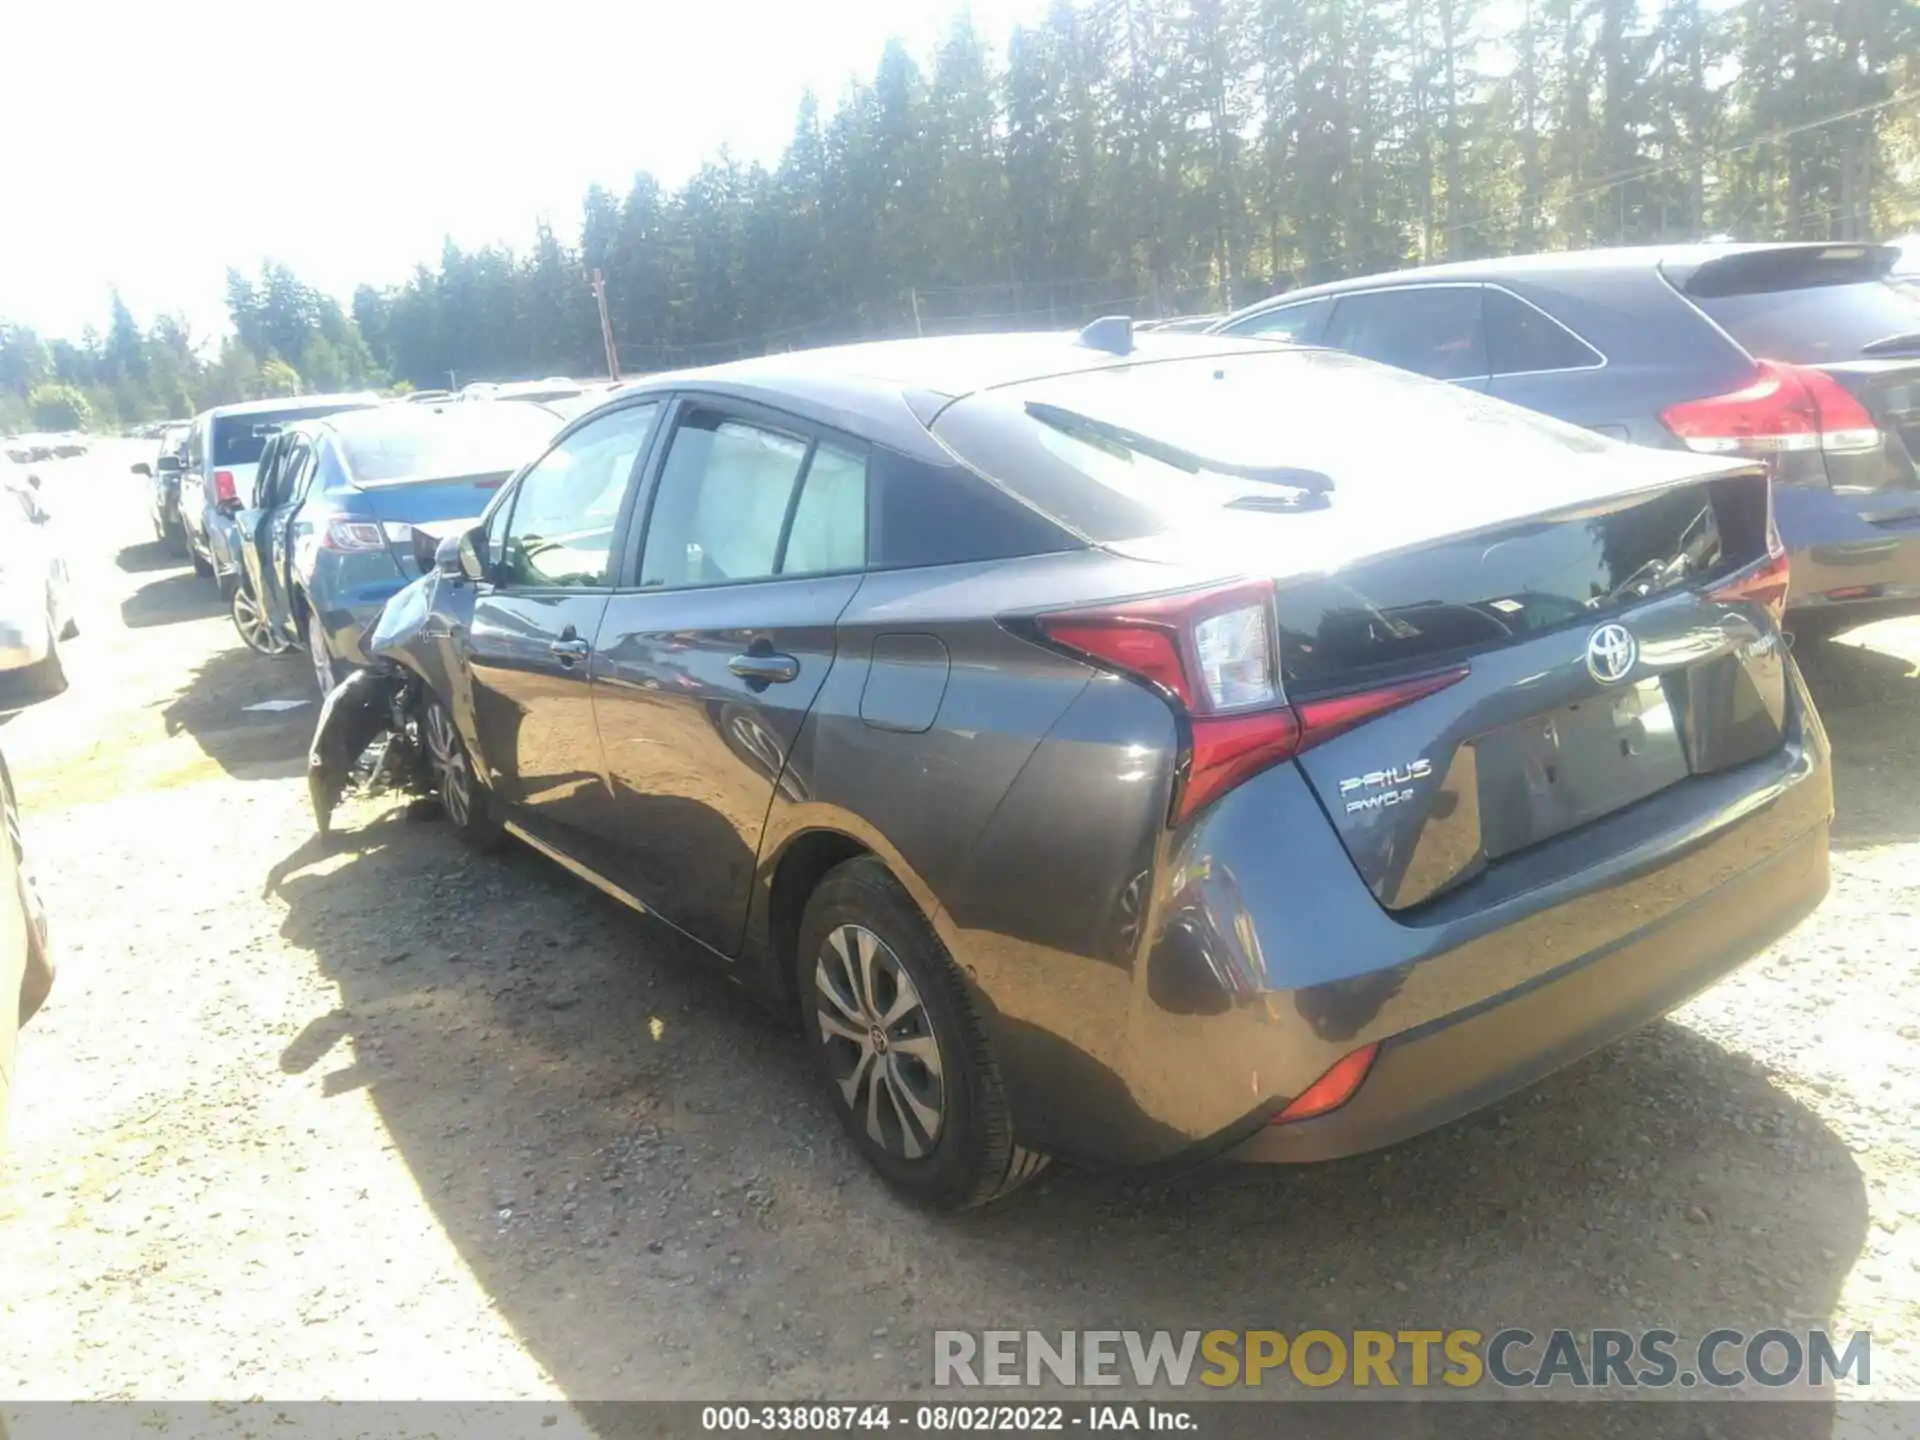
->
[869, 449, 1072, 570]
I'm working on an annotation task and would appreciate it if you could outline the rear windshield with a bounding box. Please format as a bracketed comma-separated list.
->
[212, 404, 371, 467]
[932, 347, 1620, 544]
[1694, 279, 1920, 364]
[335, 404, 561, 484]
[1275, 482, 1731, 693]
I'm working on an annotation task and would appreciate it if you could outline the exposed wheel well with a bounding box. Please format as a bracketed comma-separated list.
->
[768, 829, 871, 1015]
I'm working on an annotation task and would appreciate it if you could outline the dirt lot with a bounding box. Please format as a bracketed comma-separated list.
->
[1, 444, 1917, 1421]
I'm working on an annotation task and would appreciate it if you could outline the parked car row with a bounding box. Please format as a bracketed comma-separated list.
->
[134, 390, 588, 688]
[1209, 240, 1920, 635]
[302, 307, 1832, 1209]
[3, 434, 88, 464]
[0, 457, 76, 697]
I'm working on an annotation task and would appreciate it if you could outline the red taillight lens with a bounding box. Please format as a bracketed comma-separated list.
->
[321, 516, 388, 552]
[1660, 360, 1879, 459]
[212, 469, 238, 504]
[1032, 581, 1468, 824]
[1270, 1043, 1379, 1124]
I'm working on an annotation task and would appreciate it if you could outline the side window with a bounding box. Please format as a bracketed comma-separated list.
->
[498, 402, 660, 588]
[187, 423, 203, 469]
[1485, 288, 1603, 375]
[281, 443, 315, 505]
[1228, 297, 1332, 345]
[638, 412, 810, 589]
[870, 449, 1070, 570]
[1322, 287, 1488, 381]
[781, 441, 867, 576]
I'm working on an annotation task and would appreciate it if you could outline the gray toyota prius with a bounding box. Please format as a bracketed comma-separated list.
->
[312, 326, 1833, 1208]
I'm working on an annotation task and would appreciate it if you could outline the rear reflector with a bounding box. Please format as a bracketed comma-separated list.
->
[1660, 360, 1879, 459]
[1270, 1043, 1380, 1124]
[1032, 581, 1469, 825]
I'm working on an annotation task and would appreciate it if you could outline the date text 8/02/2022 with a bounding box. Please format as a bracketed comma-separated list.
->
[700, 1405, 1197, 1432]
[933, 1328, 1873, 1390]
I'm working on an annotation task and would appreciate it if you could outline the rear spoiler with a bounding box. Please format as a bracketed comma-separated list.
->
[1671, 244, 1897, 299]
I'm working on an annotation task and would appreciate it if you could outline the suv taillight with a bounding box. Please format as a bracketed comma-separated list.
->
[1661, 360, 1879, 462]
[1031, 579, 1468, 824]
[212, 469, 238, 504]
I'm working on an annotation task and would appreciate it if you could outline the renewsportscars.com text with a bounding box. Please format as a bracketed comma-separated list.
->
[934, 1328, 1871, 1391]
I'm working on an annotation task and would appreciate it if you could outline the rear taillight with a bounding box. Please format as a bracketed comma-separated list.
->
[320, 516, 387, 552]
[1270, 1043, 1379, 1125]
[1032, 580, 1468, 825]
[1661, 360, 1879, 460]
[212, 470, 238, 504]
[1709, 523, 1791, 627]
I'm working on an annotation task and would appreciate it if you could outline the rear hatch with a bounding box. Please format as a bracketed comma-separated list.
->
[1668, 245, 1920, 522]
[1275, 469, 1788, 910]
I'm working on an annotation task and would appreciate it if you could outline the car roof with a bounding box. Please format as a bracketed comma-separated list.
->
[601, 330, 1292, 456]
[197, 392, 383, 421]
[1226, 241, 1900, 314]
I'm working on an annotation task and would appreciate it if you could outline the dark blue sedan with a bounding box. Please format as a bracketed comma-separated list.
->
[232, 401, 567, 691]
[1214, 242, 1920, 631]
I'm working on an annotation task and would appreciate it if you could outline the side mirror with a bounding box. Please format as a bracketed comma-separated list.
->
[156, 455, 183, 474]
[131, 461, 152, 477]
[26, 473, 41, 492]
[458, 525, 489, 583]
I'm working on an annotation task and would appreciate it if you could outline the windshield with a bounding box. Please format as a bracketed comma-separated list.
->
[1694, 279, 1920, 364]
[213, 403, 372, 467]
[335, 404, 561, 484]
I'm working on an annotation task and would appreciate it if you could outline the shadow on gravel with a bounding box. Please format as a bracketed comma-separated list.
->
[119, 571, 223, 631]
[1794, 634, 1920, 850]
[114, 540, 183, 575]
[158, 642, 312, 780]
[264, 803, 1867, 1423]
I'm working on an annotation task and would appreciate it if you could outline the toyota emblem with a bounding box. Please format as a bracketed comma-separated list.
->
[1586, 623, 1638, 684]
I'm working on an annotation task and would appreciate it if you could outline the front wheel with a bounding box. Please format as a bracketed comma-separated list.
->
[797, 857, 1047, 1209]
[422, 696, 501, 851]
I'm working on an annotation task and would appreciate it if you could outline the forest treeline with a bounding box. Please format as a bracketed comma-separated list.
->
[4, 0, 1916, 431]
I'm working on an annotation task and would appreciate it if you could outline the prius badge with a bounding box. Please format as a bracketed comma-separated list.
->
[1340, 759, 1433, 815]
[1586, 623, 1637, 684]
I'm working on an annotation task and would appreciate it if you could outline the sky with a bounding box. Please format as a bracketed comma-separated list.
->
[0, 0, 1046, 349]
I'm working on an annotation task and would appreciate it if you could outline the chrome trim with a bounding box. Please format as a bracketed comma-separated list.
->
[1225, 279, 1610, 380]
[503, 820, 649, 914]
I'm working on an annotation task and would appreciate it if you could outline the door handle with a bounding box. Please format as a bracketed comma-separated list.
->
[728, 652, 800, 684]
[549, 637, 591, 665]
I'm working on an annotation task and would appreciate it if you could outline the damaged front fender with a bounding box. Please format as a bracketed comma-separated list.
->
[308, 668, 405, 836]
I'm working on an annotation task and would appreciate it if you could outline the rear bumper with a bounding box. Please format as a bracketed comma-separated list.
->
[1225, 822, 1828, 1162]
[0, 618, 51, 670]
[1775, 484, 1920, 614]
[986, 659, 1834, 1167]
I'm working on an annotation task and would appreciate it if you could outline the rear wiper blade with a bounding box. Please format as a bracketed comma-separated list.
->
[1024, 401, 1335, 495]
[1859, 330, 1920, 357]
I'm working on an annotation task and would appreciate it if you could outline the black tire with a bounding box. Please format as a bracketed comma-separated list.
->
[190, 546, 213, 578]
[421, 695, 502, 852]
[163, 520, 188, 558]
[796, 857, 1047, 1210]
[230, 582, 288, 657]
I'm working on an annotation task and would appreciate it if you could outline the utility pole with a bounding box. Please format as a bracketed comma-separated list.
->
[909, 286, 924, 338]
[446, 370, 458, 391]
[591, 269, 621, 380]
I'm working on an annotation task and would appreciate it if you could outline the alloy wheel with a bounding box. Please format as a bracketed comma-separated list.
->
[813, 923, 947, 1159]
[422, 701, 473, 828]
[232, 587, 285, 656]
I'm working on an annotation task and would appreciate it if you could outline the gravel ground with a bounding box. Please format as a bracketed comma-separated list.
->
[0, 444, 1916, 1428]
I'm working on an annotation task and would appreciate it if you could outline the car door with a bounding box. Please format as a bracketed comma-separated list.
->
[1320, 284, 1491, 391]
[587, 398, 868, 955]
[460, 399, 665, 846]
[261, 439, 318, 639]
[235, 434, 288, 602]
